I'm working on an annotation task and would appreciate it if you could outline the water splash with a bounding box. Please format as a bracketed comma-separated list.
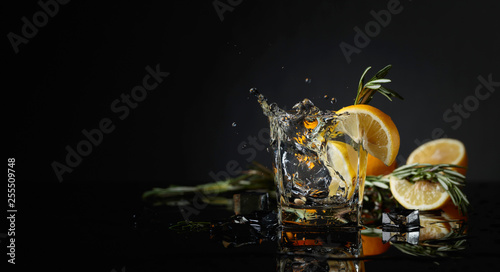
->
[250, 89, 363, 206]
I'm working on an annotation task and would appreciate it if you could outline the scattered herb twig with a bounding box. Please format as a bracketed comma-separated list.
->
[169, 221, 211, 233]
[142, 161, 274, 206]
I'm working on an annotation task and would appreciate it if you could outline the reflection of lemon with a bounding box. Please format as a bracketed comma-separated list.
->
[326, 141, 358, 198]
[336, 104, 400, 166]
[419, 215, 452, 241]
[407, 138, 468, 175]
[389, 176, 450, 210]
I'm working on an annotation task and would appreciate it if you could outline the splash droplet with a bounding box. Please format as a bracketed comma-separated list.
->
[305, 78, 311, 84]
[323, 95, 328, 99]
[232, 122, 237, 127]
[330, 97, 337, 104]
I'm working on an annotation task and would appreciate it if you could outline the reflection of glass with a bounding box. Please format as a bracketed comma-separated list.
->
[277, 254, 365, 272]
[278, 227, 364, 271]
[167, 201, 469, 271]
[261, 97, 367, 227]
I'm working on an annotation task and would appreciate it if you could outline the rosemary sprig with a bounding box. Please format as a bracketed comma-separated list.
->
[390, 163, 469, 215]
[354, 65, 404, 105]
[392, 222, 468, 258]
[392, 236, 467, 258]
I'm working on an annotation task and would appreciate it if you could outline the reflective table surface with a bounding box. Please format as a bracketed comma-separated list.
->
[23, 181, 499, 271]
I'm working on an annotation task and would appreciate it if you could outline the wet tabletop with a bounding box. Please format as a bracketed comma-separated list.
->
[22, 181, 500, 271]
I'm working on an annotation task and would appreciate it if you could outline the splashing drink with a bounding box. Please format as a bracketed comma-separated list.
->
[253, 89, 368, 228]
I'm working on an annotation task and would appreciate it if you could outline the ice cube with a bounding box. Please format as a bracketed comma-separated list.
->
[281, 148, 331, 200]
[233, 192, 269, 215]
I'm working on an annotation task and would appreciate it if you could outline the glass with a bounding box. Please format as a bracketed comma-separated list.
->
[262, 97, 368, 228]
[278, 227, 364, 272]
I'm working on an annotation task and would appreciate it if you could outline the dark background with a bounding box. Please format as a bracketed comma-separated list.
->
[4, 0, 500, 271]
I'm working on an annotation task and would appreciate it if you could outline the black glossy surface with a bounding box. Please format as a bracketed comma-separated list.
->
[17, 181, 500, 271]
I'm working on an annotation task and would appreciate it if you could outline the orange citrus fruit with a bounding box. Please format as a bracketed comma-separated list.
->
[366, 153, 397, 176]
[389, 175, 450, 210]
[361, 234, 390, 256]
[336, 104, 400, 166]
[440, 201, 467, 221]
[407, 138, 467, 175]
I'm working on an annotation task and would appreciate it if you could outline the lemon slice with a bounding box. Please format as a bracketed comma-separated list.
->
[419, 215, 452, 241]
[335, 104, 400, 166]
[326, 141, 358, 198]
[389, 175, 450, 210]
[407, 138, 467, 175]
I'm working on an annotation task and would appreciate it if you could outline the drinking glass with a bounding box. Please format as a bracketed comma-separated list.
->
[267, 101, 368, 228]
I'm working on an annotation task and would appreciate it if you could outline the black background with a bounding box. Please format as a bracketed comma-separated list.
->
[4, 0, 500, 271]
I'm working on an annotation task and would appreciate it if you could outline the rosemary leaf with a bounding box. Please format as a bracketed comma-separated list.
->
[371, 64, 392, 79]
[369, 79, 392, 84]
[378, 91, 394, 101]
[364, 84, 381, 89]
[379, 86, 404, 100]
[372, 181, 389, 189]
[436, 175, 449, 191]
